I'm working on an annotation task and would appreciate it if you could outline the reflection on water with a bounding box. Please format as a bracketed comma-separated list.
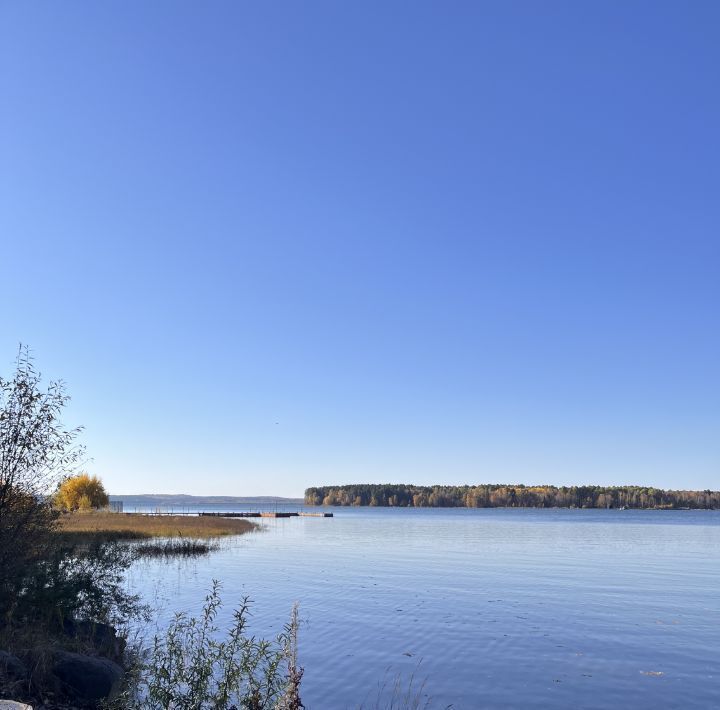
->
[126, 508, 720, 709]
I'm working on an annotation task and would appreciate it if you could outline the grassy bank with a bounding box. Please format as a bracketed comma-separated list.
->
[57, 511, 258, 541]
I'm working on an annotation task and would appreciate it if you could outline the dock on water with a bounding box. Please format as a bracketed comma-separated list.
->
[199, 511, 333, 518]
[129, 510, 334, 518]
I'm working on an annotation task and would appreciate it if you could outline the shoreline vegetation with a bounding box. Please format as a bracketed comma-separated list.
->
[0, 343, 293, 710]
[57, 511, 258, 541]
[305, 484, 720, 509]
[56, 512, 259, 560]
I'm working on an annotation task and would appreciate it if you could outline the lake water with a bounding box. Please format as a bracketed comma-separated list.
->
[126, 507, 720, 708]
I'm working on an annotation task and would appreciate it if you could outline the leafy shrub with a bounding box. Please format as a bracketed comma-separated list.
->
[120, 581, 303, 709]
[0, 347, 84, 623]
[55, 473, 110, 511]
[0, 348, 145, 640]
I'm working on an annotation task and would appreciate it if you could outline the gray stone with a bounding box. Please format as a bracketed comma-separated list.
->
[51, 651, 123, 702]
[0, 701, 32, 709]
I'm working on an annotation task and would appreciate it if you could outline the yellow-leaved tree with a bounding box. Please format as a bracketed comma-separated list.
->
[55, 473, 110, 511]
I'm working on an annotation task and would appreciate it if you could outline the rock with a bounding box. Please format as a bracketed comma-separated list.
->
[0, 653, 27, 683]
[0, 701, 32, 709]
[51, 651, 123, 702]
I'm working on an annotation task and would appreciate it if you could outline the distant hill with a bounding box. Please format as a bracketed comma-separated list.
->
[110, 494, 304, 508]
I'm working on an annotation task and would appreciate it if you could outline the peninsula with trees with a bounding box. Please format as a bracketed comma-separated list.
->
[305, 484, 720, 509]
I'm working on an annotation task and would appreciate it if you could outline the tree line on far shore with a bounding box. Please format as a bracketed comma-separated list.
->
[305, 484, 720, 509]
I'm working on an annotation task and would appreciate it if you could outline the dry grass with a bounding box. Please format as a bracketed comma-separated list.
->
[56, 511, 258, 540]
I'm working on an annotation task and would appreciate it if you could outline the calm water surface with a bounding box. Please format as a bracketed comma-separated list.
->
[127, 508, 720, 708]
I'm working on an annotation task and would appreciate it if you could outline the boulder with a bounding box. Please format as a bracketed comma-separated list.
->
[51, 651, 122, 702]
[0, 653, 27, 683]
[0, 701, 32, 709]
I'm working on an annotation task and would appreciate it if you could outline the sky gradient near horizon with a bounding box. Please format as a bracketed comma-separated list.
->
[1, 2, 718, 497]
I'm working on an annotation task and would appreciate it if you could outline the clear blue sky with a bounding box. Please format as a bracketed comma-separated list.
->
[1, 2, 718, 496]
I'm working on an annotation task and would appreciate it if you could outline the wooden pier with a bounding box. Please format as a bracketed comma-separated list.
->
[131, 510, 334, 518]
[199, 511, 333, 518]
[128, 510, 333, 518]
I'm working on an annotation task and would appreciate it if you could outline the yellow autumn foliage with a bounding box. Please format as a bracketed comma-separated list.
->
[54, 473, 110, 511]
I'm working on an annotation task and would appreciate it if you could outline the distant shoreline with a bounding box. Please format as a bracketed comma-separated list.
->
[305, 484, 720, 510]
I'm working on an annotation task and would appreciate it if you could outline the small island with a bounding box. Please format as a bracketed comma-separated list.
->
[305, 484, 720, 509]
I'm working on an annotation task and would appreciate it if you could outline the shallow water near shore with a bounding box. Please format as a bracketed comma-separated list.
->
[126, 507, 720, 709]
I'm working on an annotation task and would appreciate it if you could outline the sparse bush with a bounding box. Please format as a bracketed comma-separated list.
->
[0, 346, 84, 623]
[0, 347, 145, 643]
[117, 581, 303, 709]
